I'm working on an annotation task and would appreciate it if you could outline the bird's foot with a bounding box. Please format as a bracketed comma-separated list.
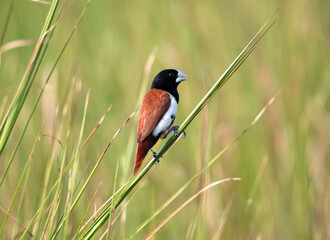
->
[165, 126, 186, 138]
[151, 149, 162, 165]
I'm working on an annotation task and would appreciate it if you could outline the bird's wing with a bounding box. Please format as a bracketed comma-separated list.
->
[137, 89, 171, 142]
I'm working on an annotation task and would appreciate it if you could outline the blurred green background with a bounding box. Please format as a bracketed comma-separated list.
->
[0, 0, 329, 239]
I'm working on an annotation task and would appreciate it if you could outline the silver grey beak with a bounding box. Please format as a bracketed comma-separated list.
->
[176, 70, 188, 83]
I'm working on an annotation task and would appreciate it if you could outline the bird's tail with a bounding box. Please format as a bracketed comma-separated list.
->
[134, 136, 157, 175]
[134, 144, 149, 175]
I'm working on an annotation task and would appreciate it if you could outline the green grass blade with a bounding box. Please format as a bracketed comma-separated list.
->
[0, 94, 9, 121]
[106, 157, 120, 239]
[0, 0, 15, 46]
[72, 182, 102, 240]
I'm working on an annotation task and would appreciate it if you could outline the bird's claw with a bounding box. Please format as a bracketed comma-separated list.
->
[165, 126, 186, 139]
[151, 149, 162, 165]
[180, 130, 187, 138]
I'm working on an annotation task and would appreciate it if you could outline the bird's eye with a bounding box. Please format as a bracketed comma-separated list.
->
[169, 73, 174, 77]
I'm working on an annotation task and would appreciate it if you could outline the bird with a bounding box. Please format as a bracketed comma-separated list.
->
[134, 69, 187, 175]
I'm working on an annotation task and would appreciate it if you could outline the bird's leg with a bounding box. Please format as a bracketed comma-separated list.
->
[150, 149, 162, 164]
[164, 126, 186, 138]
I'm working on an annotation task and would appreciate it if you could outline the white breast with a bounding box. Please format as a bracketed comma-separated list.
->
[152, 93, 177, 138]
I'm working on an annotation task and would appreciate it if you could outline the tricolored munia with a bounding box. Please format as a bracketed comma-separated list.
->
[134, 69, 187, 175]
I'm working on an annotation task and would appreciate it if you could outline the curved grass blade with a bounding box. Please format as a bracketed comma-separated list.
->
[145, 178, 241, 240]
[0, 39, 36, 54]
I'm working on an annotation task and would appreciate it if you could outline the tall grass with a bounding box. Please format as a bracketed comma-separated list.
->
[0, 0, 329, 239]
[0, 0, 60, 155]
